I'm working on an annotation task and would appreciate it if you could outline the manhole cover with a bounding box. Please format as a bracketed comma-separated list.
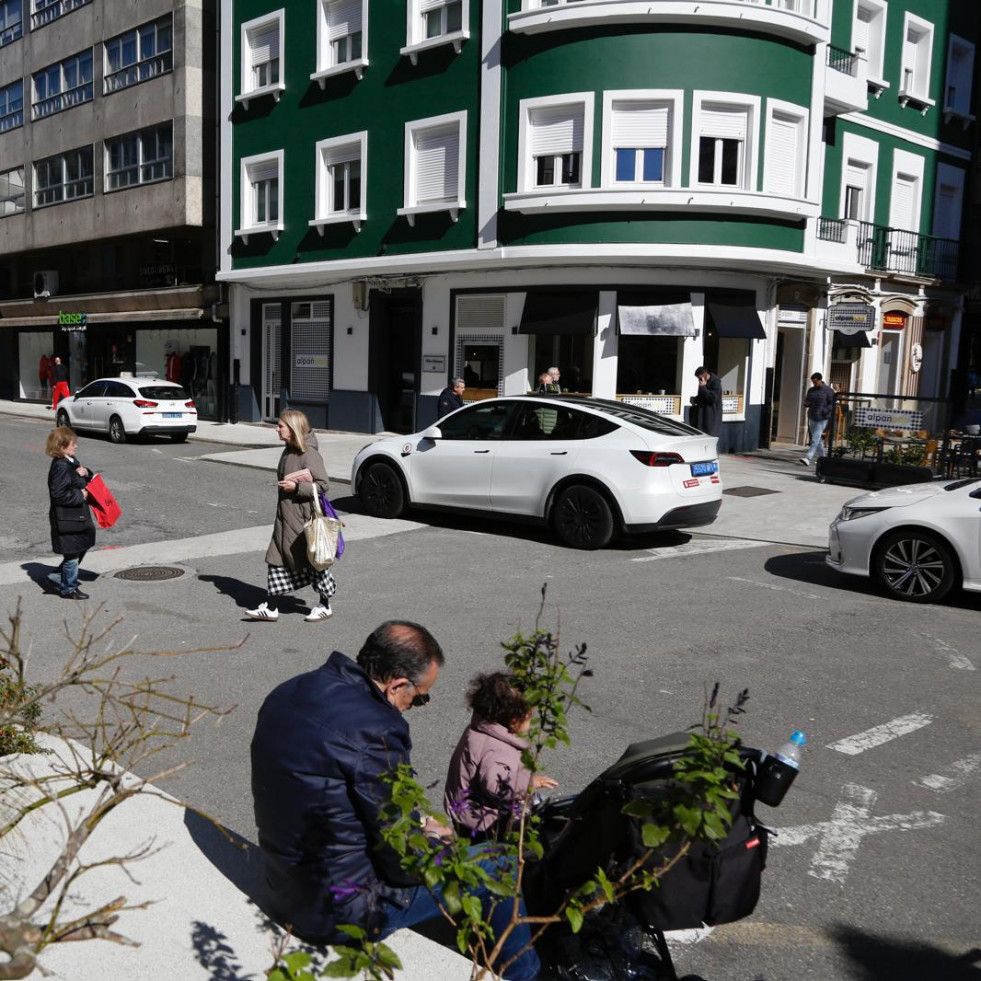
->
[114, 566, 186, 582]
[723, 486, 779, 498]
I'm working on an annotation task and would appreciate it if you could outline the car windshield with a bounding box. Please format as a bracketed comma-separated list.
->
[139, 386, 189, 400]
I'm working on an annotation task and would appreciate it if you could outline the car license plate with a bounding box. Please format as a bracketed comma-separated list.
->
[690, 461, 717, 477]
[163, 412, 182, 419]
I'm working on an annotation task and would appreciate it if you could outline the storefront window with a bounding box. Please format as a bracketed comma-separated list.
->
[136, 328, 219, 417]
[455, 336, 502, 400]
[702, 333, 749, 415]
[531, 333, 593, 394]
[18, 331, 54, 400]
[616, 335, 679, 396]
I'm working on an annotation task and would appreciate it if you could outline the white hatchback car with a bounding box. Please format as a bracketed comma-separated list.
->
[351, 395, 722, 549]
[826, 477, 981, 603]
[55, 378, 198, 444]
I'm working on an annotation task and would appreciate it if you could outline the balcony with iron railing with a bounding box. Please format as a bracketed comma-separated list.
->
[509, 0, 830, 45]
[824, 43, 867, 115]
[816, 217, 959, 281]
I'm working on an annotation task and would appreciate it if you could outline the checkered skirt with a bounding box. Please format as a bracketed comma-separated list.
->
[266, 563, 337, 598]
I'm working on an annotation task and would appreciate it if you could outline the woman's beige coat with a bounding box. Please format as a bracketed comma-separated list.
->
[264, 433, 330, 571]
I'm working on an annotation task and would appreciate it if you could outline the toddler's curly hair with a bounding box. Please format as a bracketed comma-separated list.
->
[466, 672, 529, 730]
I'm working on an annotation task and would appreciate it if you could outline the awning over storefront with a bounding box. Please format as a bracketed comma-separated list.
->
[519, 291, 597, 335]
[705, 301, 766, 339]
[833, 329, 872, 348]
[616, 294, 696, 336]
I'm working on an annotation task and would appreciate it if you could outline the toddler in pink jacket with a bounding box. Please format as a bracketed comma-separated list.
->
[444, 672, 557, 841]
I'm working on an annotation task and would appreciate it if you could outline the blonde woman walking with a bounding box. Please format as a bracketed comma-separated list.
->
[247, 409, 336, 622]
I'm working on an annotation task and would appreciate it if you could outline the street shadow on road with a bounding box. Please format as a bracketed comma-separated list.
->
[763, 551, 981, 611]
[333, 494, 693, 552]
[197, 573, 280, 617]
[20, 560, 99, 593]
[831, 923, 981, 980]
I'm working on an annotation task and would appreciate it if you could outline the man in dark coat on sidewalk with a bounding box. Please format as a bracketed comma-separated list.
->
[250, 621, 540, 979]
[690, 366, 723, 439]
[436, 378, 466, 419]
[800, 372, 837, 466]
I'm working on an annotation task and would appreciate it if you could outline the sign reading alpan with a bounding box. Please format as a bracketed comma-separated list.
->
[827, 302, 875, 334]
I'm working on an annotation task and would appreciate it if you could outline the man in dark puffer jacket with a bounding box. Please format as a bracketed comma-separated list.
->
[250, 621, 540, 979]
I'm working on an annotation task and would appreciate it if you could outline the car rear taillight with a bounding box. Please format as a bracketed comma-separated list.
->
[185, 400, 196, 408]
[630, 450, 684, 467]
[133, 399, 158, 408]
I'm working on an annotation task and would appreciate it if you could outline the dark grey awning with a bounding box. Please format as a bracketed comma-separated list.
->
[705, 301, 766, 339]
[833, 329, 872, 348]
[519, 292, 597, 335]
[617, 294, 695, 336]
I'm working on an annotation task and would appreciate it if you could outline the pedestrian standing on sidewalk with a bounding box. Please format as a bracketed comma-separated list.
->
[246, 409, 336, 622]
[690, 366, 723, 438]
[50, 357, 70, 410]
[46, 426, 95, 600]
[800, 372, 837, 467]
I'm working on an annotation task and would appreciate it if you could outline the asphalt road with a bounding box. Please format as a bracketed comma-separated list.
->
[4, 415, 980, 981]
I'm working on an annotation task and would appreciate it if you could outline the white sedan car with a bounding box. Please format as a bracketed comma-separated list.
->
[351, 395, 722, 549]
[56, 378, 198, 443]
[826, 477, 981, 603]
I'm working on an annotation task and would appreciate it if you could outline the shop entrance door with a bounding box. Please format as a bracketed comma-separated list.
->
[369, 291, 420, 434]
[772, 323, 805, 443]
[261, 303, 282, 421]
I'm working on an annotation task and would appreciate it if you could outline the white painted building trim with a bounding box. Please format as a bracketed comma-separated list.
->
[220, 0, 234, 270]
[477, 0, 502, 248]
[839, 111, 971, 161]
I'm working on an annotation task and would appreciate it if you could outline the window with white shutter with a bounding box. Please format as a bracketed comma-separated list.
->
[932, 164, 964, 241]
[843, 160, 871, 220]
[610, 101, 670, 184]
[399, 111, 466, 222]
[944, 35, 975, 116]
[239, 10, 285, 104]
[854, 0, 886, 81]
[697, 104, 748, 187]
[313, 132, 367, 230]
[402, 0, 467, 57]
[237, 150, 284, 240]
[890, 174, 917, 231]
[326, 0, 362, 65]
[530, 103, 584, 188]
[899, 13, 933, 102]
[762, 104, 806, 198]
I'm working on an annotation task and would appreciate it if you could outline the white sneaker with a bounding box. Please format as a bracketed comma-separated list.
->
[799, 457, 811, 466]
[246, 602, 279, 621]
[304, 604, 333, 622]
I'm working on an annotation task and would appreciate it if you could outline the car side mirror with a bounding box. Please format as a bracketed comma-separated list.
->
[420, 425, 442, 440]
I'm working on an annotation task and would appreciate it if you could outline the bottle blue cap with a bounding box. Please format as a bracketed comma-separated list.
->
[791, 730, 807, 745]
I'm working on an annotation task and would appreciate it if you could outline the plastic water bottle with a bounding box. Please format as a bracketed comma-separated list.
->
[775, 730, 807, 769]
[755, 730, 806, 807]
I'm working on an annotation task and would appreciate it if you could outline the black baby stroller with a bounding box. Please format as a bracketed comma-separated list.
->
[524, 732, 789, 981]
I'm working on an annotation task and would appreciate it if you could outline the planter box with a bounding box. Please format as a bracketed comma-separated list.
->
[816, 457, 875, 485]
[816, 457, 934, 487]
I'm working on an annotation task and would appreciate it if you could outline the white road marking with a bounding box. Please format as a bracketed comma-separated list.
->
[632, 539, 768, 562]
[918, 633, 976, 672]
[915, 752, 981, 794]
[827, 713, 934, 755]
[0, 512, 426, 586]
[771, 783, 945, 884]
[726, 576, 822, 600]
[665, 925, 714, 951]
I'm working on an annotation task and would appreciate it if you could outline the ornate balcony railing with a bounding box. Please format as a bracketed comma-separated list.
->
[826, 43, 857, 76]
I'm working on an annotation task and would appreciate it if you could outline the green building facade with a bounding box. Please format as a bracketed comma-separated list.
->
[219, 0, 979, 446]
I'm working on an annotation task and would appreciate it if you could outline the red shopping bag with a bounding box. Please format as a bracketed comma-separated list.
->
[86, 474, 122, 529]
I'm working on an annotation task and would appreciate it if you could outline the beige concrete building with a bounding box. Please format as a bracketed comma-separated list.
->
[0, 0, 224, 418]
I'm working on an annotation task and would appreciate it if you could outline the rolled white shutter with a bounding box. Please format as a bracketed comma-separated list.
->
[764, 113, 800, 196]
[325, 142, 360, 167]
[414, 124, 458, 203]
[611, 101, 669, 148]
[249, 158, 278, 184]
[891, 174, 916, 230]
[699, 104, 747, 141]
[530, 104, 584, 157]
[327, 0, 361, 42]
[250, 23, 279, 66]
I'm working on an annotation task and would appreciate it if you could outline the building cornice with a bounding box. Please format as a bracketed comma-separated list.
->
[839, 111, 972, 161]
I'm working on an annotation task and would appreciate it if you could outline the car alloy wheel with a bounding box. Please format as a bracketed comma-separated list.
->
[553, 484, 614, 550]
[873, 530, 957, 603]
[108, 415, 127, 444]
[55, 409, 69, 428]
[360, 462, 406, 519]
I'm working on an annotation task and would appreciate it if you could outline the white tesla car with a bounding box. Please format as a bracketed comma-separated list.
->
[56, 378, 198, 443]
[351, 395, 722, 549]
[826, 477, 981, 603]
